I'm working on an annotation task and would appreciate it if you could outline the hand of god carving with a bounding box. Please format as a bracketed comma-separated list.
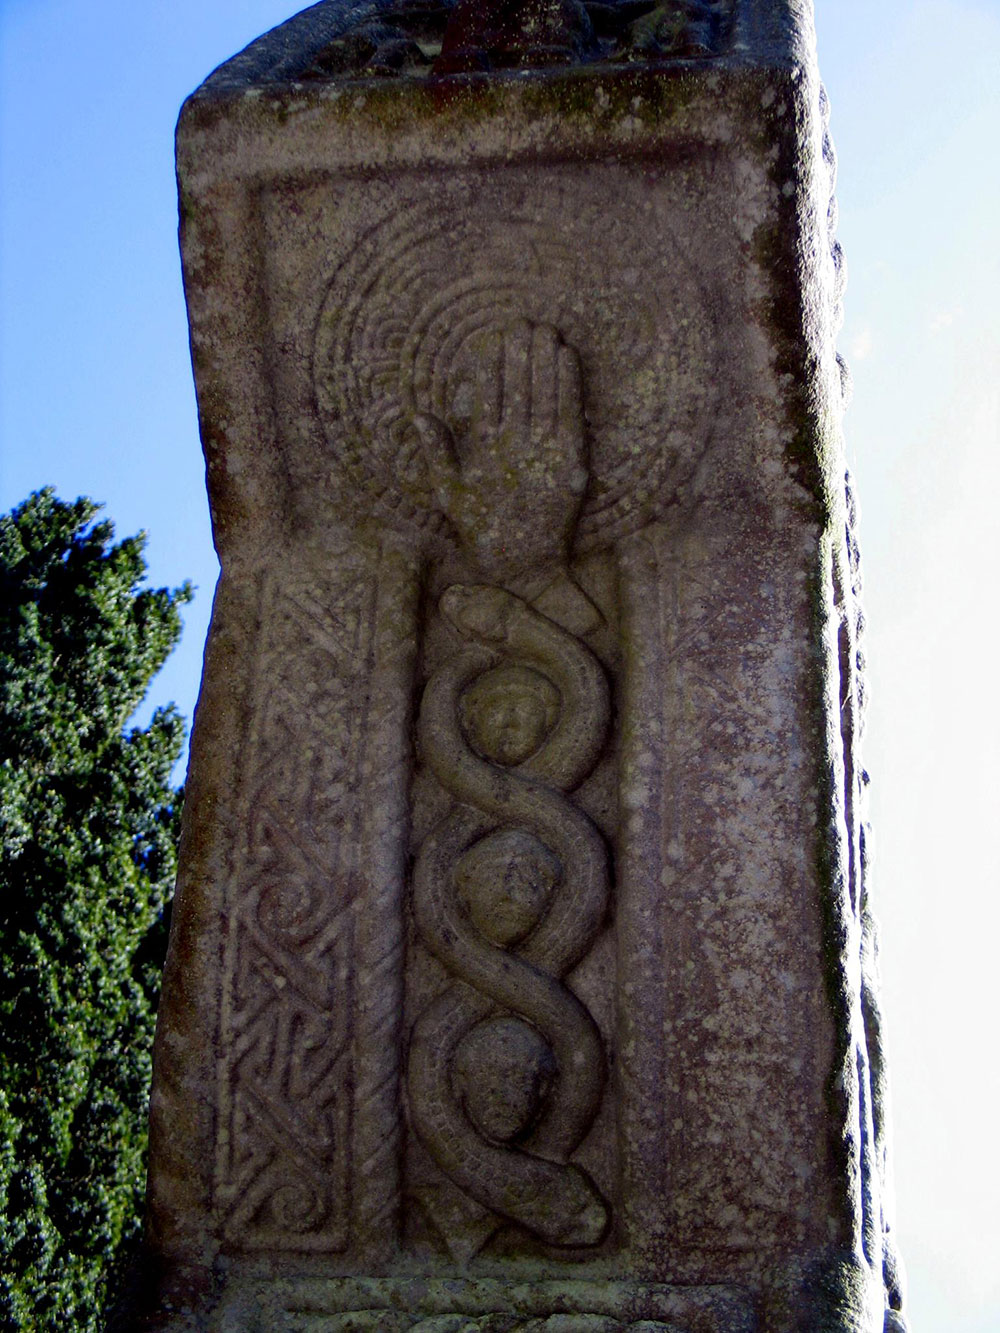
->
[412, 320, 587, 580]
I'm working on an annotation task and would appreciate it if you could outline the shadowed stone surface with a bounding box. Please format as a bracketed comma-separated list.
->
[134, 1, 907, 1329]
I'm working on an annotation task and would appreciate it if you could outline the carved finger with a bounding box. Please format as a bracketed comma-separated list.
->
[529, 322, 558, 440]
[502, 318, 533, 442]
[556, 341, 585, 459]
[411, 411, 460, 509]
[474, 325, 504, 440]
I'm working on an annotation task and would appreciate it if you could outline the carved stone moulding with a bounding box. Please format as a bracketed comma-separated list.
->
[142, 1, 905, 1330]
[213, 1277, 757, 1331]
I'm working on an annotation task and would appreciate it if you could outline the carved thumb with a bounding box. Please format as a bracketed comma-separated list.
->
[412, 411, 461, 511]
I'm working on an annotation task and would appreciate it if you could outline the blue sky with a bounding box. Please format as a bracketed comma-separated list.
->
[2, 2, 998, 1329]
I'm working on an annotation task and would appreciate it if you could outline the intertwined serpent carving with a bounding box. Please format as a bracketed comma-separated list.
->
[408, 583, 611, 1246]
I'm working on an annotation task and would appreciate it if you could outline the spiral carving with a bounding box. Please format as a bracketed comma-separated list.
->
[408, 584, 611, 1246]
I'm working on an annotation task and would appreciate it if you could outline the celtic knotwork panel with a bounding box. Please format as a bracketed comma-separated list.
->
[214, 562, 376, 1251]
[407, 583, 612, 1246]
[311, 187, 722, 552]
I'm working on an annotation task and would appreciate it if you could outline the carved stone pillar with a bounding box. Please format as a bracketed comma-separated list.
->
[141, 2, 906, 1330]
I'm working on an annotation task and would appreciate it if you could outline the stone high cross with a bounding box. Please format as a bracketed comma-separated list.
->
[138, 2, 908, 1329]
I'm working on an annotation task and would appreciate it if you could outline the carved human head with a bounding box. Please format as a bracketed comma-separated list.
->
[459, 663, 560, 767]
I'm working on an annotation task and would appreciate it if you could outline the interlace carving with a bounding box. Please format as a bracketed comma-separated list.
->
[214, 565, 376, 1250]
[295, 0, 735, 80]
[408, 583, 611, 1245]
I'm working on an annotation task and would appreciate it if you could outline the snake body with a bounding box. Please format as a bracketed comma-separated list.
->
[408, 584, 611, 1246]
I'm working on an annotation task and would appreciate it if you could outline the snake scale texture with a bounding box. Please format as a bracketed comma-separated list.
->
[408, 584, 612, 1246]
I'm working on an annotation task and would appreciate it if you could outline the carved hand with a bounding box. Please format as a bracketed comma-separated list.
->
[412, 319, 588, 579]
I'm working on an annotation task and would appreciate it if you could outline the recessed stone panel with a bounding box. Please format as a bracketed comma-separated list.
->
[139, 4, 907, 1330]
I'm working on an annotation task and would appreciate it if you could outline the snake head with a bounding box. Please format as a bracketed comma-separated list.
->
[440, 584, 515, 644]
[538, 1165, 609, 1247]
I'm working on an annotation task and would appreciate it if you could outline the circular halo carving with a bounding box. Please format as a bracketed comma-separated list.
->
[312, 189, 721, 550]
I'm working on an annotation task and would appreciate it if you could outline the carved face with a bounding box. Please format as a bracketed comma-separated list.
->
[454, 828, 561, 947]
[460, 664, 560, 767]
[453, 1016, 557, 1145]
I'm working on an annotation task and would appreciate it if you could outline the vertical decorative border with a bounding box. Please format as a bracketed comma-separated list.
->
[350, 540, 421, 1261]
[835, 471, 905, 1315]
[616, 523, 674, 1266]
[213, 545, 380, 1253]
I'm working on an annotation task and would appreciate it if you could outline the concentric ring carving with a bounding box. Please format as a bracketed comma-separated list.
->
[312, 188, 721, 550]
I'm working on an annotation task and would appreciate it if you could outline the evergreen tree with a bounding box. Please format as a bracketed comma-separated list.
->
[0, 490, 191, 1330]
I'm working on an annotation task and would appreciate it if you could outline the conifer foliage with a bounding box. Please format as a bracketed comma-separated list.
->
[0, 490, 190, 1329]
